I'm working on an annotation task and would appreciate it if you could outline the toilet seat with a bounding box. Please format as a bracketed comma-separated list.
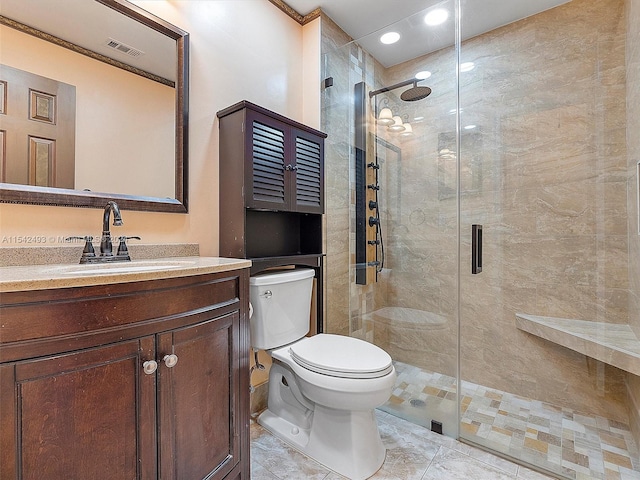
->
[289, 334, 393, 379]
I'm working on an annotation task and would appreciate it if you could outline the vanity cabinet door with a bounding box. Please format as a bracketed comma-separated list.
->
[157, 311, 241, 480]
[0, 337, 157, 480]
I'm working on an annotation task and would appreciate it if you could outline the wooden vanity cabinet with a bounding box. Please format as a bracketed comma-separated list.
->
[0, 269, 250, 480]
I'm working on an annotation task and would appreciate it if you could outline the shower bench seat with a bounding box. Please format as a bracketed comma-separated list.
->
[515, 313, 640, 376]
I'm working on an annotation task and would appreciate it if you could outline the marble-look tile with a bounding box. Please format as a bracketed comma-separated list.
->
[251, 461, 283, 480]
[515, 314, 640, 376]
[386, 361, 639, 479]
[322, 0, 634, 468]
[251, 423, 333, 479]
[453, 441, 520, 476]
[373, 420, 442, 479]
[251, 382, 640, 479]
[251, 413, 522, 480]
[517, 465, 557, 479]
[422, 447, 516, 480]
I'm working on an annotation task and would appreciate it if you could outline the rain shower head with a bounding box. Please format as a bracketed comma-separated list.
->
[369, 78, 432, 101]
[400, 82, 432, 102]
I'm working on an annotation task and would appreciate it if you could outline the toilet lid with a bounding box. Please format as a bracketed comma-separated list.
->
[289, 334, 393, 379]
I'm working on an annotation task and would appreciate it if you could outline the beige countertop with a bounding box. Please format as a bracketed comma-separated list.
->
[0, 256, 252, 293]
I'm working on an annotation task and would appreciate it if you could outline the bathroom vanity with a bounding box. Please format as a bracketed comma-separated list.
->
[0, 258, 251, 480]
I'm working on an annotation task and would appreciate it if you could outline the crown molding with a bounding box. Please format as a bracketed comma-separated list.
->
[267, 0, 321, 25]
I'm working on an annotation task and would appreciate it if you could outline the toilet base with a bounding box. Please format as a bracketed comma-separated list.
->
[258, 405, 386, 480]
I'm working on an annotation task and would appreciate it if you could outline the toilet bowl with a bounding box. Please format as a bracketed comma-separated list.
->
[249, 269, 396, 480]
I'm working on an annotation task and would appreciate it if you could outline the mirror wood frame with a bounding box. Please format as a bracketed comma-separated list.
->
[0, 0, 189, 213]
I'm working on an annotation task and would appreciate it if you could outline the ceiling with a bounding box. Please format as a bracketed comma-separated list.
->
[286, 0, 571, 67]
[1, 0, 177, 81]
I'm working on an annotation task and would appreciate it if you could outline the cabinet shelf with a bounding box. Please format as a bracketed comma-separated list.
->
[248, 253, 324, 275]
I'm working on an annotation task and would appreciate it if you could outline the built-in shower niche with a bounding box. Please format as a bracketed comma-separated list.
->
[245, 210, 322, 258]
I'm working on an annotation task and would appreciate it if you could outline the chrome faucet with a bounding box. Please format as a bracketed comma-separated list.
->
[100, 200, 123, 256]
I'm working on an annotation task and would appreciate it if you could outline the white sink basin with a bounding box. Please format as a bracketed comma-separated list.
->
[51, 259, 198, 276]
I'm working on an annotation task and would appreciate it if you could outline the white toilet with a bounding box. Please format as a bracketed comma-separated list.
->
[250, 268, 396, 480]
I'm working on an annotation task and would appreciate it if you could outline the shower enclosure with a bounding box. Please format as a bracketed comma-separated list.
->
[321, 0, 640, 478]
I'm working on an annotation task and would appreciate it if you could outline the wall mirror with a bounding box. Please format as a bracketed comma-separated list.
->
[0, 0, 189, 212]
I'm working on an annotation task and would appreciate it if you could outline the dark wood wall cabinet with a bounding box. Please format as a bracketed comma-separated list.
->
[0, 269, 251, 480]
[217, 101, 326, 332]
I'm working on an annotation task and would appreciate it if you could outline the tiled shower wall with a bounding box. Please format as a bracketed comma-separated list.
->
[320, 13, 352, 337]
[322, 0, 635, 424]
[626, 0, 640, 443]
[460, 0, 629, 421]
[321, 14, 390, 337]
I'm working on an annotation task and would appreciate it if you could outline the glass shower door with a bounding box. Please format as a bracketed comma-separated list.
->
[321, 3, 460, 438]
[458, 0, 640, 477]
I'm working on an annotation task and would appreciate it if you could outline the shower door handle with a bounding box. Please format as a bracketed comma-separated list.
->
[472, 224, 482, 274]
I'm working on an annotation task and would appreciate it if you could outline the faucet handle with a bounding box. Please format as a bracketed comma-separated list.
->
[116, 236, 141, 260]
[66, 236, 96, 264]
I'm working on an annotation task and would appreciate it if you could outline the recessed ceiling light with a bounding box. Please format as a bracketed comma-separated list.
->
[424, 8, 449, 26]
[464, 124, 477, 130]
[380, 32, 400, 45]
[414, 116, 424, 121]
[415, 71, 432, 80]
[460, 62, 475, 72]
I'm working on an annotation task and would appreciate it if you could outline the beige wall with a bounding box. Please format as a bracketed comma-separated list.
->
[302, 17, 322, 130]
[0, 0, 313, 256]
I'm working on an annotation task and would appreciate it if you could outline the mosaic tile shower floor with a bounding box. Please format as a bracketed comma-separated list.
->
[383, 361, 640, 480]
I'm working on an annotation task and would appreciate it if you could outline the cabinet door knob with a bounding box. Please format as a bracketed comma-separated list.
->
[143, 360, 158, 375]
[163, 354, 179, 368]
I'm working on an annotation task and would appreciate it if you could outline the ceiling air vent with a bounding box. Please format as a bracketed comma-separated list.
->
[105, 38, 145, 57]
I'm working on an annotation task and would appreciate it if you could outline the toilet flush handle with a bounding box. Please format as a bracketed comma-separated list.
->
[261, 290, 272, 298]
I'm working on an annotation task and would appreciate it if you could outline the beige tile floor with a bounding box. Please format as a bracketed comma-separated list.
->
[250, 410, 558, 480]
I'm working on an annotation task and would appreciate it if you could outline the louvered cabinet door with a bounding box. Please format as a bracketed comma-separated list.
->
[292, 128, 324, 214]
[247, 113, 287, 210]
[244, 110, 324, 213]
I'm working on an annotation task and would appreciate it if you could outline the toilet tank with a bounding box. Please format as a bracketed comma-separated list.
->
[249, 268, 315, 350]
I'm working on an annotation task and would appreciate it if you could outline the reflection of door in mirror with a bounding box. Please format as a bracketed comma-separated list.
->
[1, 64, 76, 189]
